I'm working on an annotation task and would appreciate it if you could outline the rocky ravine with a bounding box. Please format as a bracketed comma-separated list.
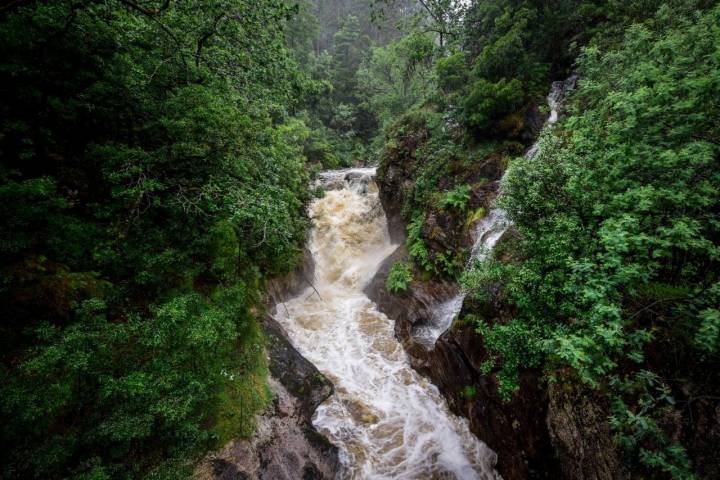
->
[367, 209, 629, 480]
[366, 105, 626, 479]
[197, 250, 340, 480]
[368, 94, 720, 480]
[366, 242, 568, 480]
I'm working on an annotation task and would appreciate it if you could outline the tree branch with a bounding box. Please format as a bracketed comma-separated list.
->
[195, 12, 226, 67]
[116, 0, 171, 16]
[117, 0, 183, 50]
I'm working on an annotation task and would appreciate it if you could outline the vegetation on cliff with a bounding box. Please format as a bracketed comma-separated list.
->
[371, 1, 720, 478]
[0, 1, 312, 477]
[479, 5, 720, 476]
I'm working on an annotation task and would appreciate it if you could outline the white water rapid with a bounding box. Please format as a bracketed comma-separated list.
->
[274, 168, 500, 479]
[422, 76, 578, 344]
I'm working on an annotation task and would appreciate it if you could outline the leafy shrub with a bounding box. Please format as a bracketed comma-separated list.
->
[463, 77, 524, 131]
[438, 184, 472, 211]
[465, 207, 487, 229]
[386, 262, 413, 293]
[436, 51, 468, 93]
[407, 213, 434, 273]
[464, 4, 720, 475]
[0, 1, 310, 477]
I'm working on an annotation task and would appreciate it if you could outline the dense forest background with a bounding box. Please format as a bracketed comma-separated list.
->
[1, 0, 718, 479]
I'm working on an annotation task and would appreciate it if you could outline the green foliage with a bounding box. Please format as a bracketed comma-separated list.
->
[386, 262, 413, 293]
[463, 78, 524, 131]
[463, 3, 720, 476]
[465, 207, 487, 230]
[3, 0, 718, 477]
[609, 371, 695, 479]
[438, 184, 472, 211]
[695, 308, 720, 354]
[690, 282, 720, 355]
[436, 51, 468, 93]
[0, 1, 311, 477]
[407, 213, 434, 273]
[356, 33, 437, 131]
[460, 385, 478, 400]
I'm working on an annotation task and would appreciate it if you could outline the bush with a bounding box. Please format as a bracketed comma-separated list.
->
[437, 51, 468, 93]
[0, 1, 309, 477]
[438, 184, 472, 211]
[463, 77, 524, 131]
[465, 4, 720, 476]
[406, 213, 435, 273]
[386, 262, 413, 293]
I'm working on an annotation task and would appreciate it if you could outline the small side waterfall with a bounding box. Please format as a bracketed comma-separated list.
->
[413, 210, 510, 345]
[421, 77, 577, 345]
[275, 168, 500, 479]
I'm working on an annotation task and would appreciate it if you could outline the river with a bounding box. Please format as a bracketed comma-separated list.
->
[274, 168, 499, 479]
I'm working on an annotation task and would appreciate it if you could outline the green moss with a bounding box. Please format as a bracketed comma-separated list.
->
[465, 207, 487, 230]
[460, 385, 478, 400]
[437, 184, 472, 212]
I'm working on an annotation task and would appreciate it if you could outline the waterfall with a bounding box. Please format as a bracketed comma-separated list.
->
[413, 209, 510, 346]
[420, 77, 577, 345]
[274, 168, 500, 479]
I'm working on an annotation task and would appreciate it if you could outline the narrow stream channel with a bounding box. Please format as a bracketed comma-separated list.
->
[274, 168, 499, 479]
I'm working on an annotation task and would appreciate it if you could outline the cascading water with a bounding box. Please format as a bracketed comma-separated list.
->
[421, 76, 578, 344]
[413, 209, 510, 346]
[274, 168, 500, 479]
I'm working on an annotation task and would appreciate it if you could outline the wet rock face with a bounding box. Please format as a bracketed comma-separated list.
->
[266, 247, 315, 306]
[369, 75, 691, 480]
[263, 317, 335, 421]
[368, 220, 719, 480]
[376, 163, 410, 244]
[546, 377, 628, 480]
[199, 240, 338, 480]
[371, 145, 561, 478]
[521, 104, 546, 144]
[371, 147, 617, 478]
[367, 244, 635, 480]
[428, 322, 560, 480]
[197, 317, 339, 480]
[364, 244, 457, 343]
[198, 377, 338, 480]
[365, 223, 640, 480]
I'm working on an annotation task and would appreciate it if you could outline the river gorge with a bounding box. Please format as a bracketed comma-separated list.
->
[273, 169, 499, 479]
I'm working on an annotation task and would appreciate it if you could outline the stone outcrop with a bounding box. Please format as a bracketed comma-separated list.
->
[369, 103, 625, 478]
[370, 176, 720, 480]
[266, 246, 316, 306]
[545, 377, 628, 480]
[366, 244, 457, 342]
[366, 234, 634, 480]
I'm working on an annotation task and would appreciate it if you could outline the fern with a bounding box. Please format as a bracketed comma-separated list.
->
[386, 262, 413, 293]
[437, 184, 472, 211]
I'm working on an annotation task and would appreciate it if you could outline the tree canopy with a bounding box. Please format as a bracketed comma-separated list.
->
[0, 1, 311, 477]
